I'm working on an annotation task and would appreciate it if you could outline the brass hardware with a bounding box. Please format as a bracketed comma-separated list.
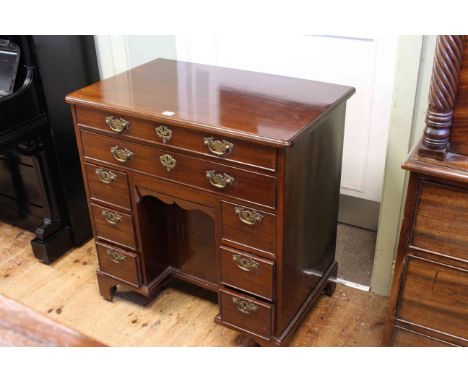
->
[111, 146, 134, 163]
[106, 249, 126, 263]
[160, 154, 177, 172]
[105, 116, 129, 133]
[232, 297, 258, 314]
[155, 125, 173, 143]
[204, 137, 233, 156]
[234, 206, 264, 225]
[95, 168, 117, 184]
[205, 170, 234, 189]
[101, 209, 122, 225]
[232, 254, 259, 272]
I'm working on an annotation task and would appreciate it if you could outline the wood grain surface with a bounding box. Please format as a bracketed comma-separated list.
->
[85, 162, 131, 211]
[0, 294, 103, 347]
[76, 106, 277, 171]
[66, 59, 355, 147]
[81, 129, 277, 208]
[397, 257, 468, 340]
[411, 180, 468, 261]
[220, 246, 274, 300]
[0, 222, 387, 346]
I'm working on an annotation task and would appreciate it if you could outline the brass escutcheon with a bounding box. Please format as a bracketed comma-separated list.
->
[95, 168, 117, 184]
[160, 154, 177, 172]
[105, 116, 129, 133]
[155, 125, 173, 143]
[232, 254, 259, 272]
[234, 206, 263, 225]
[205, 170, 234, 189]
[232, 297, 258, 314]
[102, 209, 122, 225]
[106, 249, 126, 263]
[110, 146, 134, 163]
[204, 137, 233, 156]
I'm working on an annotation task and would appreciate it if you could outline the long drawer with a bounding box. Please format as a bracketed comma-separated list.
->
[392, 328, 455, 347]
[397, 257, 468, 340]
[411, 181, 468, 262]
[81, 130, 277, 208]
[75, 107, 277, 171]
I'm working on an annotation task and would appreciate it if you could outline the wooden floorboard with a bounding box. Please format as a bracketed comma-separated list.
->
[0, 222, 388, 346]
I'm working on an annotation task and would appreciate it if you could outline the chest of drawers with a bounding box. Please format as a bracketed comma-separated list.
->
[66, 58, 354, 346]
[384, 36, 468, 347]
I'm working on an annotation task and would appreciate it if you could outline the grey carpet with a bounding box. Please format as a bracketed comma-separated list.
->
[335, 223, 376, 286]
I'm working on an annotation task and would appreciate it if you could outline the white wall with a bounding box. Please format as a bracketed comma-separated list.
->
[94, 35, 176, 79]
[94, 35, 400, 203]
[371, 36, 436, 295]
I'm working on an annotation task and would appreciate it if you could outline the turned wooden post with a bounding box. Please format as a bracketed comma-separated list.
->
[419, 35, 465, 160]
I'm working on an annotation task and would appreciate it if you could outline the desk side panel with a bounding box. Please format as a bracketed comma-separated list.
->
[277, 104, 346, 336]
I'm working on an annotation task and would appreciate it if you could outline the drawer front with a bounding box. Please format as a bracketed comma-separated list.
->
[91, 203, 136, 250]
[392, 328, 453, 347]
[85, 163, 131, 211]
[222, 201, 276, 254]
[219, 288, 272, 338]
[96, 242, 140, 287]
[411, 181, 468, 262]
[220, 247, 274, 300]
[397, 257, 468, 340]
[81, 130, 276, 208]
[76, 107, 276, 171]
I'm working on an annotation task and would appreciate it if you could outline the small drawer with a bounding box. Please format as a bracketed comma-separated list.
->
[222, 201, 276, 255]
[84, 163, 131, 211]
[96, 242, 140, 287]
[219, 288, 272, 338]
[220, 246, 274, 300]
[91, 203, 136, 250]
[81, 130, 276, 208]
[75, 107, 276, 172]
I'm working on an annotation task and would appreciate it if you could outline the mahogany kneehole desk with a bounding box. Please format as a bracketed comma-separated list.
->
[66, 59, 354, 346]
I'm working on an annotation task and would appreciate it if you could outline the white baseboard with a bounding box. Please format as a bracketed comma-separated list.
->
[334, 277, 371, 292]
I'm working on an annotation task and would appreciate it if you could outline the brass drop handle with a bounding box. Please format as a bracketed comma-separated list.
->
[232, 254, 259, 272]
[204, 137, 233, 156]
[106, 249, 126, 263]
[232, 297, 258, 314]
[234, 207, 263, 225]
[111, 146, 134, 163]
[160, 154, 177, 172]
[95, 168, 117, 184]
[102, 209, 122, 225]
[155, 125, 173, 143]
[105, 116, 129, 133]
[205, 170, 234, 189]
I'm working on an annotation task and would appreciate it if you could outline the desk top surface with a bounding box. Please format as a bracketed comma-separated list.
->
[67, 59, 354, 146]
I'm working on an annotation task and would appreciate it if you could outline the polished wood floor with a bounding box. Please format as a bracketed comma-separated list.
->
[0, 222, 388, 346]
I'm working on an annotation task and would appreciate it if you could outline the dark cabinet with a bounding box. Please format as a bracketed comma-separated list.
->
[0, 36, 99, 263]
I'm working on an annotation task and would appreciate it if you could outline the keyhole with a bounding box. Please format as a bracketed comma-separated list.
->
[176, 223, 186, 241]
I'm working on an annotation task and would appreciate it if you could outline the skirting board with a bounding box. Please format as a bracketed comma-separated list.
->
[338, 194, 380, 231]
